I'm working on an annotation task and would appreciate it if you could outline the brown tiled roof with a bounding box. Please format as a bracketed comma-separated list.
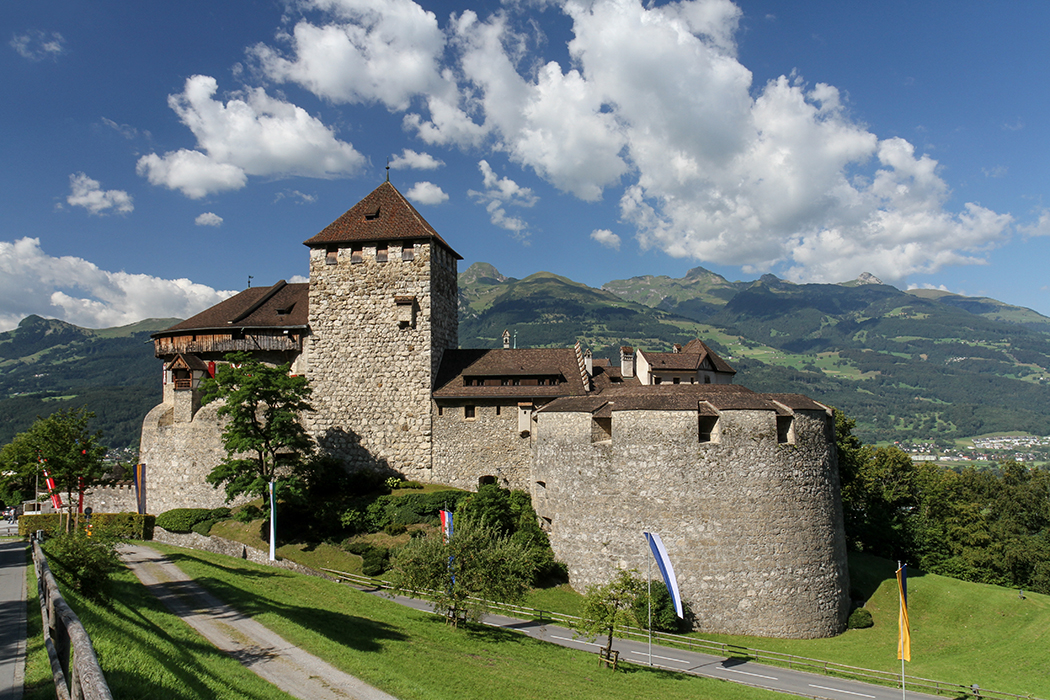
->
[153, 281, 309, 336]
[538, 383, 823, 414]
[303, 181, 461, 259]
[433, 348, 589, 399]
[640, 339, 736, 374]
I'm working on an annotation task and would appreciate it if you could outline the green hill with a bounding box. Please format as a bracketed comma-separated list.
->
[0, 315, 177, 450]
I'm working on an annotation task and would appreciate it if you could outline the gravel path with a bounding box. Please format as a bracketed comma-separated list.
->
[119, 544, 397, 700]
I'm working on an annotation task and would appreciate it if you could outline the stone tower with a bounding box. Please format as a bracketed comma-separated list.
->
[302, 181, 460, 477]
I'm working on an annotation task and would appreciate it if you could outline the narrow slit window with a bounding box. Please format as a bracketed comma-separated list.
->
[777, 415, 795, 444]
[699, 415, 719, 444]
[464, 405, 476, 420]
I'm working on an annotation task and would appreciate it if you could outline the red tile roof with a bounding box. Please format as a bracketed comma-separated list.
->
[303, 181, 461, 259]
[433, 348, 590, 399]
[640, 339, 736, 374]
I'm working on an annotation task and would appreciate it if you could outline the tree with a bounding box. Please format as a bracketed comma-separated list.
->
[390, 519, 538, 627]
[0, 407, 109, 528]
[574, 568, 645, 659]
[201, 352, 315, 504]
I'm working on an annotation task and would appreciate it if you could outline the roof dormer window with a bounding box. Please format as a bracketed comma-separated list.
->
[364, 205, 380, 220]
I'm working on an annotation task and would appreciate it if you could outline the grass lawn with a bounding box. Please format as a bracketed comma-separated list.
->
[687, 553, 1049, 698]
[148, 543, 795, 700]
[25, 545, 296, 700]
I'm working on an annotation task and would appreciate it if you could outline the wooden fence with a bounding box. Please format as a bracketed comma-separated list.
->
[31, 533, 113, 700]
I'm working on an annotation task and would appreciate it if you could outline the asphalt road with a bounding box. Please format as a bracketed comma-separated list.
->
[0, 538, 27, 700]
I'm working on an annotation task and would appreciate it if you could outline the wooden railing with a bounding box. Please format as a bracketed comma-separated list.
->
[32, 533, 113, 700]
[323, 567, 1043, 700]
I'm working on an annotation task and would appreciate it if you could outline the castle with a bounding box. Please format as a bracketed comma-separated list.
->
[135, 181, 850, 638]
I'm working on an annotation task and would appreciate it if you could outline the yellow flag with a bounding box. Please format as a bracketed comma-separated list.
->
[896, 565, 911, 662]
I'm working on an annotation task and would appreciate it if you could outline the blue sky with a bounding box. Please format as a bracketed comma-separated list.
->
[3, 0, 1050, 330]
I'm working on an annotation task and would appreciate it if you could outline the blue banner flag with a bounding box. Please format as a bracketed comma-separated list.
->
[644, 532, 684, 619]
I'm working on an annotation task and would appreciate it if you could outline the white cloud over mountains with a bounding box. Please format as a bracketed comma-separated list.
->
[136, 75, 365, 198]
[239, 0, 1012, 283]
[0, 238, 236, 332]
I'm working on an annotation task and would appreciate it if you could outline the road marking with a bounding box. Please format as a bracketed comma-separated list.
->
[718, 665, 779, 681]
[551, 635, 601, 648]
[627, 650, 690, 665]
[808, 684, 875, 698]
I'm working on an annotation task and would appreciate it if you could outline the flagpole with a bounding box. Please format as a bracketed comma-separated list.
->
[898, 561, 906, 700]
[269, 480, 276, 561]
[647, 540, 653, 666]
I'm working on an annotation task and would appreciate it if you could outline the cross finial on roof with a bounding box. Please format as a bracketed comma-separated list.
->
[386, 158, 390, 182]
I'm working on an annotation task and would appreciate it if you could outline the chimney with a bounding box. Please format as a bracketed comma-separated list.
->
[502, 329, 511, 349]
[672, 343, 682, 354]
[620, 346, 635, 378]
[584, 349, 593, 376]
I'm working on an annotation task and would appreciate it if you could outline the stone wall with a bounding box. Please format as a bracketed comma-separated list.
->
[305, 241, 457, 480]
[531, 406, 849, 638]
[138, 401, 237, 514]
[432, 401, 533, 491]
[83, 483, 139, 514]
[152, 528, 330, 579]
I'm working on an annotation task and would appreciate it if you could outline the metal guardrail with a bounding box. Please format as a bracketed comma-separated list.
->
[32, 533, 113, 700]
[322, 567, 1043, 700]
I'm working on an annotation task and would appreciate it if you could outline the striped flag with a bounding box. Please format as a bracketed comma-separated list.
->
[134, 464, 147, 515]
[42, 468, 63, 510]
[897, 563, 911, 662]
[644, 532, 684, 618]
[439, 509, 453, 542]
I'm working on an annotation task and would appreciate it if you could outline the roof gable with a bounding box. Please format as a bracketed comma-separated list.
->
[303, 181, 461, 259]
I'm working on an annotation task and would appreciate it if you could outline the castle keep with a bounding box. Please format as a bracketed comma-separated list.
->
[138, 181, 850, 638]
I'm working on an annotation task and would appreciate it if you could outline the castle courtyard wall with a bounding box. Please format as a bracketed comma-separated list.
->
[138, 400, 238, 513]
[531, 407, 850, 638]
[432, 401, 533, 491]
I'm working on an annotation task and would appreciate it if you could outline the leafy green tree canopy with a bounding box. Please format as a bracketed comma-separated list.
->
[201, 352, 315, 503]
[574, 568, 645, 656]
[0, 407, 108, 518]
[391, 519, 538, 627]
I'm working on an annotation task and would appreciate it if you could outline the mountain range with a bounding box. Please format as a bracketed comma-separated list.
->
[5, 264, 1050, 450]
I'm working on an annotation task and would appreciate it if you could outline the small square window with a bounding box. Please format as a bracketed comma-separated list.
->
[402, 244, 415, 261]
[376, 246, 388, 263]
[351, 247, 363, 264]
[464, 405, 476, 419]
[325, 247, 338, 265]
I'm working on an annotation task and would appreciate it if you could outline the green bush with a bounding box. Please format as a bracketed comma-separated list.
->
[362, 546, 389, 577]
[156, 508, 213, 533]
[633, 583, 694, 633]
[41, 529, 120, 599]
[191, 519, 216, 536]
[234, 504, 263, 523]
[384, 522, 408, 536]
[20, 512, 155, 539]
[209, 507, 232, 520]
[848, 607, 874, 629]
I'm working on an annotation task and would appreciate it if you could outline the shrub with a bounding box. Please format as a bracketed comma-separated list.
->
[209, 507, 232, 520]
[20, 513, 154, 540]
[848, 607, 874, 629]
[340, 509, 368, 534]
[385, 476, 403, 490]
[633, 583, 694, 633]
[233, 504, 263, 523]
[191, 519, 216, 536]
[156, 508, 213, 533]
[384, 522, 408, 536]
[41, 529, 120, 599]
[362, 545, 389, 577]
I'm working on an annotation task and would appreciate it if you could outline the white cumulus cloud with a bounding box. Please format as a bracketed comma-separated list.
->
[405, 181, 448, 205]
[468, 160, 537, 239]
[241, 0, 1016, 282]
[137, 75, 365, 198]
[66, 173, 133, 215]
[0, 238, 237, 331]
[389, 149, 444, 170]
[195, 212, 223, 226]
[590, 229, 621, 251]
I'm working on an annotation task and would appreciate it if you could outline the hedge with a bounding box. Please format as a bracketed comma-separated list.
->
[155, 508, 214, 533]
[19, 512, 155, 540]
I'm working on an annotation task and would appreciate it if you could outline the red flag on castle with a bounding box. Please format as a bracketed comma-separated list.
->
[42, 467, 62, 510]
